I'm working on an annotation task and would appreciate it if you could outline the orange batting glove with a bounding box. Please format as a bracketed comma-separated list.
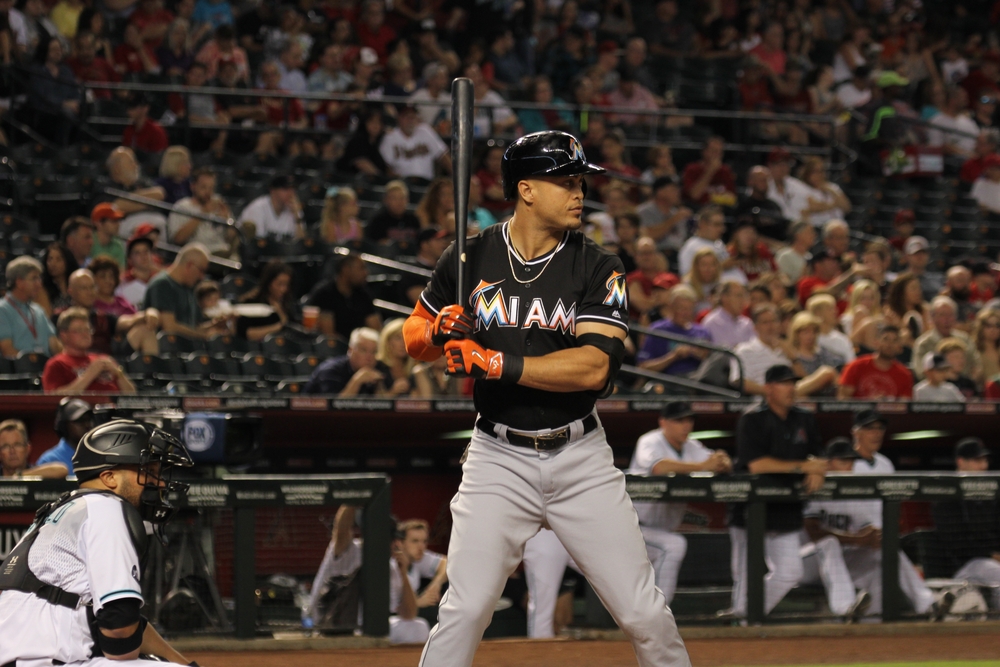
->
[444, 339, 523, 383]
[431, 304, 475, 346]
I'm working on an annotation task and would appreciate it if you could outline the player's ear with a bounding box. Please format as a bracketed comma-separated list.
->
[517, 179, 534, 203]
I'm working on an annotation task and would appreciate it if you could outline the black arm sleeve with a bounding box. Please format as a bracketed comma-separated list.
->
[95, 597, 142, 629]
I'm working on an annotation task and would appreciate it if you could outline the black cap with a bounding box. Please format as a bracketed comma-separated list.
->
[417, 226, 449, 245]
[764, 364, 797, 383]
[809, 248, 837, 264]
[660, 401, 694, 421]
[825, 437, 861, 460]
[269, 174, 295, 190]
[59, 397, 93, 423]
[955, 437, 990, 460]
[651, 175, 681, 192]
[853, 409, 887, 429]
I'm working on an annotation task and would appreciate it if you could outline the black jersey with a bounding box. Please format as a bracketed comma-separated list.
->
[419, 222, 629, 430]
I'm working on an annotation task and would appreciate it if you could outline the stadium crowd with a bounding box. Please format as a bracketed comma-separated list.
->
[0, 0, 999, 398]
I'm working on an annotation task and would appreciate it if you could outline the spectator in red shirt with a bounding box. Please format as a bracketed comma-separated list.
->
[728, 222, 775, 282]
[797, 248, 865, 314]
[961, 52, 1000, 103]
[475, 143, 509, 217]
[627, 236, 678, 321]
[356, 0, 396, 64]
[738, 59, 775, 112]
[837, 324, 913, 399]
[114, 24, 160, 75]
[128, 0, 173, 50]
[256, 59, 308, 157]
[750, 23, 786, 76]
[122, 92, 169, 154]
[66, 31, 118, 99]
[682, 136, 736, 207]
[41, 307, 137, 394]
[960, 129, 1000, 183]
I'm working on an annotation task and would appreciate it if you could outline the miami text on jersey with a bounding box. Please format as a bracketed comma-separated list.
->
[470, 279, 577, 333]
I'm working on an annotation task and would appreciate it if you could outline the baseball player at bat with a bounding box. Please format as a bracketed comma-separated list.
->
[404, 130, 692, 667]
[0, 419, 197, 667]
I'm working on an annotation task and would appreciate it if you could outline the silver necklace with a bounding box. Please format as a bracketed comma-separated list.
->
[505, 218, 558, 285]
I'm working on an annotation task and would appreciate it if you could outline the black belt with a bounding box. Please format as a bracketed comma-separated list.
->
[476, 414, 598, 451]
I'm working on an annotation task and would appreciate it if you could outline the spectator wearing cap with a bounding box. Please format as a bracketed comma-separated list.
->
[726, 363, 824, 619]
[638, 175, 691, 254]
[677, 205, 732, 282]
[168, 167, 237, 258]
[837, 324, 913, 399]
[105, 147, 167, 238]
[959, 129, 1000, 183]
[306, 252, 382, 340]
[701, 281, 754, 348]
[914, 352, 965, 402]
[927, 87, 979, 158]
[239, 175, 304, 240]
[399, 227, 449, 305]
[682, 136, 737, 207]
[41, 307, 137, 395]
[89, 203, 126, 268]
[734, 166, 788, 244]
[116, 230, 160, 307]
[835, 66, 872, 110]
[35, 397, 92, 475]
[637, 284, 712, 377]
[971, 153, 1000, 215]
[766, 148, 811, 224]
[122, 92, 169, 154]
[775, 221, 816, 284]
[899, 236, 943, 301]
[797, 247, 860, 313]
[605, 70, 660, 128]
[627, 401, 731, 604]
[408, 62, 452, 135]
[930, 438, 1000, 610]
[380, 105, 451, 183]
[912, 296, 976, 381]
[626, 237, 677, 321]
[0, 256, 61, 358]
[61, 216, 95, 268]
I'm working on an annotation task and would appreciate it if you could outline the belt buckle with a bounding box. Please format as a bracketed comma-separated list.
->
[531, 428, 568, 451]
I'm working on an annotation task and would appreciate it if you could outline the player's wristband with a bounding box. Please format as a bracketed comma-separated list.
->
[500, 353, 524, 385]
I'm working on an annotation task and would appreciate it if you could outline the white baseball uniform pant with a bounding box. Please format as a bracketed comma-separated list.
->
[800, 535, 858, 615]
[418, 420, 691, 667]
[728, 527, 803, 617]
[390, 615, 431, 644]
[803, 538, 934, 615]
[639, 525, 687, 605]
[522, 527, 582, 638]
[955, 558, 1000, 609]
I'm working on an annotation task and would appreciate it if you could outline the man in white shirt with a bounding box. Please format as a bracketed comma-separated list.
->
[730, 303, 794, 394]
[677, 205, 727, 277]
[380, 105, 452, 181]
[409, 62, 452, 132]
[775, 221, 817, 283]
[928, 87, 979, 157]
[628, 401, 732, 604]
[802, 411, 941, 620]
[702, 281, 755, 348]
[836, 66, 873, 110]
[765, 148, 811, 223]
[807, 293, 857, 365]
[238, 175, 304, 238]
[168, 167, 237, 257]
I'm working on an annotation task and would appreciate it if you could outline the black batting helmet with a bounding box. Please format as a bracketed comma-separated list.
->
[73, 419, 194, 523]
[501, 131, 605, 200]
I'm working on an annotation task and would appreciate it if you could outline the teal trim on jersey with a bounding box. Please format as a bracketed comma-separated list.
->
[99, 588, 142, 602]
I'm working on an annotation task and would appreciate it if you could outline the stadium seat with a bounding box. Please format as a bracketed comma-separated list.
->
[240, 352, 291, 381]
[292, 353, 322, 377]
[206, 334, 252, 358]
[312, 335, 347, 359]
[274, 379, 306, 393]
[157, 333, 200, 355]
[13, 351, 47, 376]
[261, 334, 302, 359]
[219, 379, 265, 394]
[220, 272, 257, 302]
[34, 177, 84, 235]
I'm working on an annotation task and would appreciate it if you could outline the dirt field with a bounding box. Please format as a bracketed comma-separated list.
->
[184, 627, 1000, 667]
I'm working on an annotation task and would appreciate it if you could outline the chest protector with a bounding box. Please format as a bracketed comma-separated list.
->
[0, 489, 148, 609]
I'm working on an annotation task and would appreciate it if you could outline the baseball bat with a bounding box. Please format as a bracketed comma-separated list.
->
[451, 77, 474, 307]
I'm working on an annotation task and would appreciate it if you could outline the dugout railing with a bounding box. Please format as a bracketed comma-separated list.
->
[0, 474, 392, 639]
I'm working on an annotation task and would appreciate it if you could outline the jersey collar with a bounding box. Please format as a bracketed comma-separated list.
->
[502, 220, 568, 266]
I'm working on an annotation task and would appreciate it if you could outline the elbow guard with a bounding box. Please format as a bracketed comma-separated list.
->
[576, 333, 626, 398]
[90, 598, 146, 657]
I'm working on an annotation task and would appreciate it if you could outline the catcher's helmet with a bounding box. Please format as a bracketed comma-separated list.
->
[73, 419, 194, 523]
[501, 131, 605, 200]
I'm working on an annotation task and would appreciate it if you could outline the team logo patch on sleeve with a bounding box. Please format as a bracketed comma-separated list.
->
[603, 271, 628, 308]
